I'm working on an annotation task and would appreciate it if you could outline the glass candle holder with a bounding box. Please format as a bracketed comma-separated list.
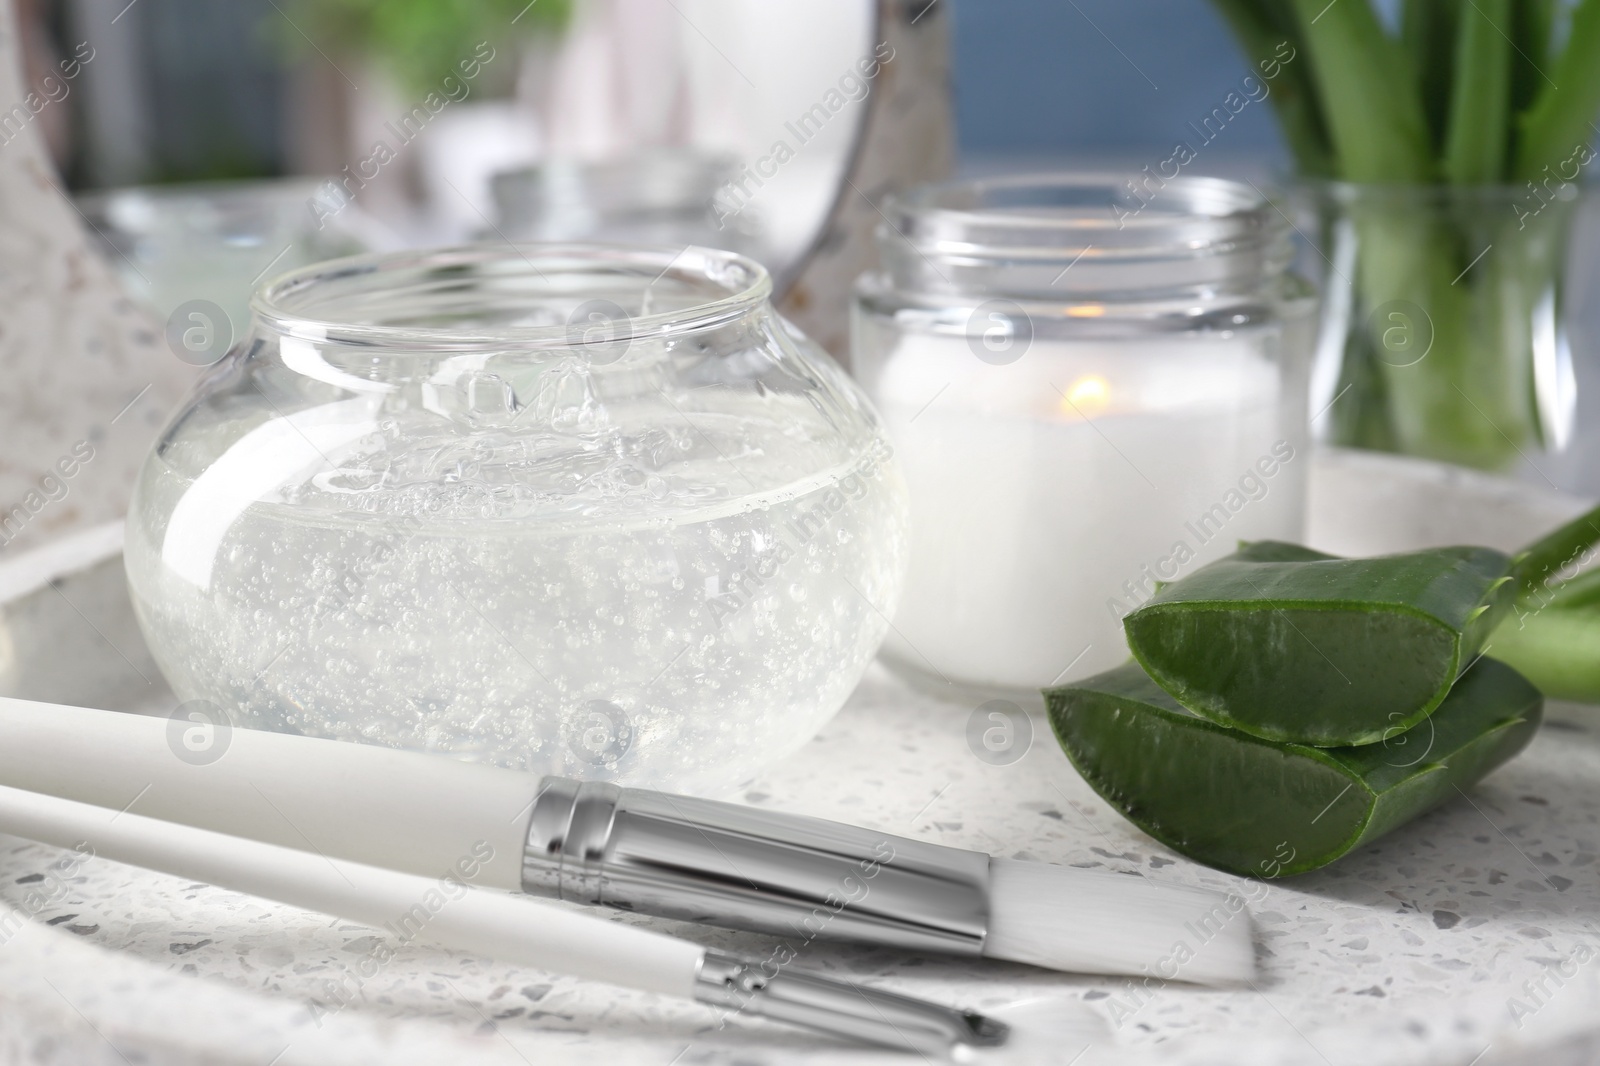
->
[126, 244, 908, 794]
[851, 174, 1314, 699]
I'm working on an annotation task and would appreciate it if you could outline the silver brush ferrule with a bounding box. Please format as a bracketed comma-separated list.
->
[691, 948, 1008, 1054]
[521, 777, 993, 956]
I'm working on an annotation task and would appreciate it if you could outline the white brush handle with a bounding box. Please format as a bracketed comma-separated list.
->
[0, 785, 1011, 1055]
[0, 696, 538, 891]
[0, 783, 703, 997]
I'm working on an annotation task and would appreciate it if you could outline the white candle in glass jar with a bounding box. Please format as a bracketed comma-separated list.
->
[872, 329, 1305, 695]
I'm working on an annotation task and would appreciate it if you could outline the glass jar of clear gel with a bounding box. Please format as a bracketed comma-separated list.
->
[851, 174, 1313, 699]
[126, 244, 908, 794]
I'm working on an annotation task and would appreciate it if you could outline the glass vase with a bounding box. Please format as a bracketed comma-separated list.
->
[1306, 180, 1584, 473]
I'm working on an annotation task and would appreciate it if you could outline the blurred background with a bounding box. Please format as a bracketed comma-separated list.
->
[32, 0, 1287, 187]
[13, 0, 1600, 490]
[8, 0, 1308, 350]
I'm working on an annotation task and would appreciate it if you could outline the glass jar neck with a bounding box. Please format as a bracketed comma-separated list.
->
[252, 243, 772, 365]
[876, 173, 1292, 303]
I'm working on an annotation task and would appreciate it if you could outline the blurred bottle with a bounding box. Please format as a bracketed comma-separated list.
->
[490, 148, 763, 255]
[76, 178, 368, 340]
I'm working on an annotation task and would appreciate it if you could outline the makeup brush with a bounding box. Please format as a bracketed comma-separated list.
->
[0, 783, 1006, 1055]
[0, 694, 1255, 985]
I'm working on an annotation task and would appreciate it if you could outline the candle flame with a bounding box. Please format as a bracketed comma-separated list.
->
[1066, 303, 1106, 318]
[1061, 375, 1111, 415]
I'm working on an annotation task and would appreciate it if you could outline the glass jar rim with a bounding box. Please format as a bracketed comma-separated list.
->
[873, 172, 1290, 301]
[252, 242, 773, 349]
[884, 171, 1282, 258]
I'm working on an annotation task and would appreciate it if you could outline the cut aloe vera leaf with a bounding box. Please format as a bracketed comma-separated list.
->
[1124, 541, 1516, 746]
[1046, 658, 1542, 877]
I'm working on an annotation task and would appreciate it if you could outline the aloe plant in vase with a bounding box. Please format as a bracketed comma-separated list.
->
[1214, 0, 1600, 471]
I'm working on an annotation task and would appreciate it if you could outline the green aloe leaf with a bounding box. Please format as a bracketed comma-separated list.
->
[1490, 605, 1600, 703]
[1289, 0, 1434, 181]
[1122, 502, 1600, 745]
[1514, 0, 1600, 180]
[1123, 541, 1516, 746]
[1509, 0, 1556, 119]
[1401, 0, 1460, 154]
[1510, 502, 1600, 592]
[1211, 0, 1336, 176]
[1442, 0, 1512, 183]
[1534, 566, 1600, 610]
[1046, 658, 1542, 877]
[1489, 555, 1600, 704]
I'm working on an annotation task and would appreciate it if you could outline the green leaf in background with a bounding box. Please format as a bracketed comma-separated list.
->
[1211, 0, 1336, 176]
[1122, 541, 1517, 746]
[1491, 607, 1600, 701]
[272, 0, 572, 99]
[1288, 0, 1434, 181]
[1488, 514, 1600, 701]
[1509, 0, 1556, 120]
[1526, 562, 1600, 608]
[1046, 657, 1542, 877]
[1401, 0, 1460, 156]
[1229, 0, 1600, 184]
[1212, 0, 1600, 472]
[1515, 0, 1600, 178]
[1442, 0, 1512, 184]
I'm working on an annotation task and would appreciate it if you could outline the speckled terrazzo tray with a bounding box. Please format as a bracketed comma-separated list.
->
[0, 450, 1596, 1066]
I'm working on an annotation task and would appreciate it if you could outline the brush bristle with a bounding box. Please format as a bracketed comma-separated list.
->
[982, 859, 1256, 985]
